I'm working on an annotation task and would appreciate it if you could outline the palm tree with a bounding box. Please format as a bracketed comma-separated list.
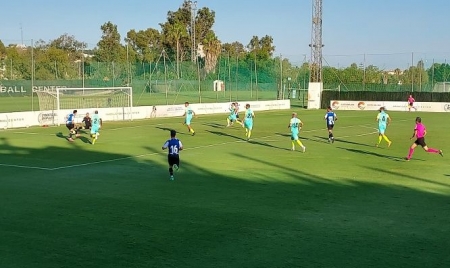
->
[166, 22, 187, 79]
[201, 30, 221, 75]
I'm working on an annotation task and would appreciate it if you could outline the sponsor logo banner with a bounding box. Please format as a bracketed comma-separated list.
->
[330, 100, 449, 112]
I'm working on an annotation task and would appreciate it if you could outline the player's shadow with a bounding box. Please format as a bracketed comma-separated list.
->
[78, 136, 91, 144]
[302, 136, 329, 144]
[155, 126, 187, 135]
[247, 140, 291, 151]
[206, 130, 243, 140]
[314, 135, 374, 147]
[56, 132, 66, 139]
[364, 166, 450, 188]
[275, 132, 328, 144]
[77, 129, 89, 134]
[203, 122, 223, 129]
[275, 132, 290, 138]
[336, 146, 412, 162]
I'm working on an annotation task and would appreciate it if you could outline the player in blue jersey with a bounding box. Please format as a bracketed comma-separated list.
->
[243, 104, 255, 141]
[66, 109, 80, 142]
[226, 103, 237, 127]
[324, 106, 338, 143]
[289, 112, 306, 152]
[162, 130, 184, 180]
[182, 102, 196, 136]
[375, 107, 392, 148]
[90, 110, 102, 145]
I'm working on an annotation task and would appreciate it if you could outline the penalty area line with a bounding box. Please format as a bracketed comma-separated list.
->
[0, 163, 53, 171]
[50, 135, 275, 171]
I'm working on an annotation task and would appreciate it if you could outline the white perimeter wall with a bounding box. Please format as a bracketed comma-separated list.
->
[0, 100, 290, 129]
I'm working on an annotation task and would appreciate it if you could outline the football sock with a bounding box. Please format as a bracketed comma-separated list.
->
[383, 135, 391, 143]
[226, 118, 230, 125]
[377, 135, 382, 144]
[247, 130, 252, 139]
[427, 148, 439, 153]
[189, 128, 195, 134]
[237, 120, 243, 126]
[296, 140, 304, 147]
[407, 148, 415, 159]
[291, 141, 295, 149]
[169, 167, 173, 176]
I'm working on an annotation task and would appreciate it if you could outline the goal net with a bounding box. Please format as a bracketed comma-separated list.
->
[35, 87, 133, 125]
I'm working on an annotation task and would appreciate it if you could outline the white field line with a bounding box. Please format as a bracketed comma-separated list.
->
[338, 131, 378, 139]
[1, 120, 401, 171]
[49, 153, 160, 170]
[9, 114, 409, 135]
[49, 126, 377, 171]
[49, 135, 273, 171]
[0, 163, 53, 170]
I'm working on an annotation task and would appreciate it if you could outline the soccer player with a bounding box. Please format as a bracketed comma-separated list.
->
[288, 112, 306, 152]
[162, 130, 183, 180]
[324, 106, 338, 143]
[90, 110, 102, 145]
[243, 104, 255, 141]
[81, 112, 92, 130]
[408, 94, 417, 112]
[182, 102, 196, 136]
[405, 117, 443, 161]
[234, 102, 244, 127]
[376, 107, 392, 148]
[226, 103, 237, 127]
[66, 109, 80, 142]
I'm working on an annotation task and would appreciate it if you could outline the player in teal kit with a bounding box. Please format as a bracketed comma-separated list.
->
[182, 102, 196, 136]
[289, 112, 306, 152]
[226, 103, 237, 127]
[243, 104, 255, 141]
[90, 110, 102, 145]
[375, 107, 392, 147]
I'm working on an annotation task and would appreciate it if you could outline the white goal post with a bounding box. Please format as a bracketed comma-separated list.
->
[35, 87, 133, 125]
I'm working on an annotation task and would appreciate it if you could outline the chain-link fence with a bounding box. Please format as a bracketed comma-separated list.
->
[1, 41, 449, 112]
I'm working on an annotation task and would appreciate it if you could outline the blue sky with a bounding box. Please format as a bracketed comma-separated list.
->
[1, 0, 449, 68]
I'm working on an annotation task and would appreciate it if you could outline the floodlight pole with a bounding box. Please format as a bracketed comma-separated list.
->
[188, 0, 197, 62]
[309, 0, 324, 83]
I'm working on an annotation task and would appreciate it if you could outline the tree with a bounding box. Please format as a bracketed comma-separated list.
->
[49, 33, 86, 53]
[95, 21, 125, 63]
[0, 40, 6, 59]
[246, 35, 275, 61]
[5, 45, 32, 79]
[160, 2, 191, 63]
[165, 22, 188, 78]
[126, 28, 161, 62]
[160, 1, 218, 63]
[222, 42, 246, 58]
[427, 63, 450, 83]
[201, 30, 221, 75]
[195, 7, 216, 46]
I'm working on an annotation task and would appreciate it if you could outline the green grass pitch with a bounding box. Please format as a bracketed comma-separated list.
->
[1, 109, 449, 268]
